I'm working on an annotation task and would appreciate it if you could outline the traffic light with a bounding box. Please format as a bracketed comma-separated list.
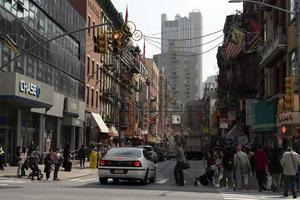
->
[94, 32, 108, 54]
[112, 32, 122, 54]
[284, 76, 295, 111]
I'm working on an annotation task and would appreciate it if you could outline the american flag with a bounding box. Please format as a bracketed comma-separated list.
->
[225, 27, 245, 59]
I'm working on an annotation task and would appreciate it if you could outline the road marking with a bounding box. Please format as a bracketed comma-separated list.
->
[0, 179, 26, 184]
[68, 178, 80, 182]
[221, 193, 281, 200]
[78, 178, 97, 182]
[0, 183, 8, 186]
[156, 178, 169, 184]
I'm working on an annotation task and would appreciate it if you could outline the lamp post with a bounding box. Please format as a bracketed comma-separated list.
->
[229, 0, 300, 91]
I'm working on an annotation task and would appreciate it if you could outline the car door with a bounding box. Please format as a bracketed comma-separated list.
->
[143, 150, 155, 177]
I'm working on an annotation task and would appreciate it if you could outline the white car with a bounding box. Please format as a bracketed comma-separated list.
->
[98, 147, 156, 184]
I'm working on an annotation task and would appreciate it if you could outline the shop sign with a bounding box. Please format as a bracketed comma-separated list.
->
[19, 80, 41, 98]
[172, 115, 181, 125]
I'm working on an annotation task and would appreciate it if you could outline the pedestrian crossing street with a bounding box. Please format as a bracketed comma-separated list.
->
[221, 192, 282, 200]
[68, 177, 169, 184]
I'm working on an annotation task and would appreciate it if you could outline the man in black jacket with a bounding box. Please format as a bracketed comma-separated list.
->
[221, 146, 235, 189]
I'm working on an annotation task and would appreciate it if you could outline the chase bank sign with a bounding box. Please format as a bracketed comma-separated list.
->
[19, 80, 41, 98]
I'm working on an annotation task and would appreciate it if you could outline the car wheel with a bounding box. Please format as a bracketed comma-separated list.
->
[149, 171, 156, 183]
[99, 177, 108, 184]
[141, 169, 149, 185]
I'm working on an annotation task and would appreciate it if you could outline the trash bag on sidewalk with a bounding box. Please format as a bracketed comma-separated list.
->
[265, 174, 272, 190]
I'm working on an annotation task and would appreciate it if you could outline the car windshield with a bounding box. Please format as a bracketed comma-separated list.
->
[105, 148, 142, 158]
[144, 147, 153, 151]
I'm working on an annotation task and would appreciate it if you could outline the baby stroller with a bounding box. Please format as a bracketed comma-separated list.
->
[194, 168, 214, 186]
[27, 157, 43, 180]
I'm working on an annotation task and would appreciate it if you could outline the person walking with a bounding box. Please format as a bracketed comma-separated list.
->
[234, 145, 251, 191]
[20, 147, 28, 177]
[53, 148, 61, 181]
[173, 142, 186, 186]
[78, 145, 86, 168]
[44, 149, 54, 181]
[16, 146, 22, 176]
[281, 147, 300, 198]
[255, 145, 269, 192]
[0, 146, 4, 170]
[269, 146, 282, 192]
[89, 148, 98, 169]
[221, 146, 235, 189]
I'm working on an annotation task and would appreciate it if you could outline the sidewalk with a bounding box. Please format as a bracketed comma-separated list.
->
[0, 161, 98, 181]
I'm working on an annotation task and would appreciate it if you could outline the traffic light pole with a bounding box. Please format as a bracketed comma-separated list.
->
[3, 22, 112, 69]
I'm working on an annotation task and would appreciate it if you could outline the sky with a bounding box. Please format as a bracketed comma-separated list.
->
[111, 0, 242, 81]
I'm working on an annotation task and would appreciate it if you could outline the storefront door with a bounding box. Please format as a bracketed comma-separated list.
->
[0, 128, 14, 164]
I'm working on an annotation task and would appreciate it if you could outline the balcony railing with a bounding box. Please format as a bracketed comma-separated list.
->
[260, 27, 287, 67]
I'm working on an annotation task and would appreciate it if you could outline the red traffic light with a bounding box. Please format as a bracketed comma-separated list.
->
[281, 126, 287, 134]
[112, 32, 121, 40]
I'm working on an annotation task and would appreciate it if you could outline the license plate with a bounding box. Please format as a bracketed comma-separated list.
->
[114, 170, 124, 174]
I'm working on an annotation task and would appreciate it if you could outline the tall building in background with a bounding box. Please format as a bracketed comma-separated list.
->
[161, 11, 203, 98]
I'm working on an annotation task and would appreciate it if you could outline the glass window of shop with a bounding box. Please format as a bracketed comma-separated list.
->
[0, 0, 79, 58]
[0, 17, 84, 100]
[22, 111, 39, 149]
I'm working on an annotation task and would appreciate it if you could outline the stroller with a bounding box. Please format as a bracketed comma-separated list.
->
[194, 169, 214, 186]
[27, 157, 43, 181]
[194, 164, 220, 187]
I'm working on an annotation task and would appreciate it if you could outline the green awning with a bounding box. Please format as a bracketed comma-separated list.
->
[251, 101, 276, 133]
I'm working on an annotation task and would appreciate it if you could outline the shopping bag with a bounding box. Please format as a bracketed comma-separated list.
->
[183, 161, 190, 169]
[265, 174, 272, 190]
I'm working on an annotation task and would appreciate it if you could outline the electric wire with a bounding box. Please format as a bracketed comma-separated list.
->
[144, 29, 223, 41]
[145, 38, 223, 57]
[146, 34, 224, 49]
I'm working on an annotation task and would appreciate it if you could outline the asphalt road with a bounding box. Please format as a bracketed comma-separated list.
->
[0, 160, 286, 200]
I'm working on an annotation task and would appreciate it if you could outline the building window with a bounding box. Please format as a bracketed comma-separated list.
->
[86, 86, 90, 105]
[91, 88, 94, 107]
[96, 91, 99, 108]
[290, 0, 295, 20]
[88, 15, 91, 36]
[92, 59, 95, 78]
[92, 20, 95, 36]
[291, 50, 296, 76]
[96, 63, 99, 80]
[87, 56, 90, 75]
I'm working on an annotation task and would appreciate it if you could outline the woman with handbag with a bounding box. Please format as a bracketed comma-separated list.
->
[173, 142, 186, 186]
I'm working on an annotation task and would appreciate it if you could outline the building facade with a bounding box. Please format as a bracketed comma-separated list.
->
[145, 59, 160, 141]
[154, 50, 198, 106]
[0, 0, 86, 163]
[161, 12, 203, 98]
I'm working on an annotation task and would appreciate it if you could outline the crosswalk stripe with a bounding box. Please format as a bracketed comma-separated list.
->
[68, 178, 80, 182]
[223, 198, 258, 200]
[0, 183, 8, 186]
[0, 179, 26, 184]
[78, 178, 97, 182]
[156, 178, 169, 184]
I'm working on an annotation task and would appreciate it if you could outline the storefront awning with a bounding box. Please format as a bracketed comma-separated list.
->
[226, 124, 241, 140]
[109, 126, 119, 137]
[91, 113, 109, 133]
